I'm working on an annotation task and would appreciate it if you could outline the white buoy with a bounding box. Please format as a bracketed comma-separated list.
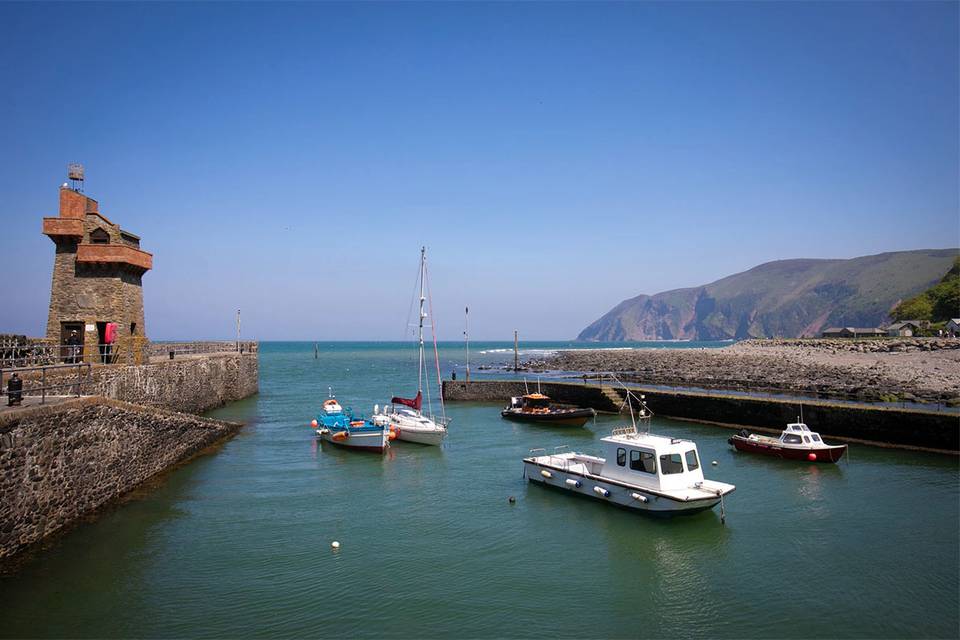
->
[712, 460, 718, 466]
[331, 541, 340, 549]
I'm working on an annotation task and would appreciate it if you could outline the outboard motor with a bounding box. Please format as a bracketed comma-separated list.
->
[7, 373, 23, 407]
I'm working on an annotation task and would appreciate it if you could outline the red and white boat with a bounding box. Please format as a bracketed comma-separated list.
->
[728, 422, 847, 463]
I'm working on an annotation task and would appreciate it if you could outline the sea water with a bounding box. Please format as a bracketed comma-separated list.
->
[1, 342, 957, 638]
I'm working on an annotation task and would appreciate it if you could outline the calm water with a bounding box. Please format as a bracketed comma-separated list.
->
[1, 342, 957, 639]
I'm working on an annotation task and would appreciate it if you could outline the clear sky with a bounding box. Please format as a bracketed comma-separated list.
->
[1, 1, 957, 341]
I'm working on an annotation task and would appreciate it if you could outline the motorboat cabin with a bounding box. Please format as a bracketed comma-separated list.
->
[523, 426, 735, 516]
[728, 422, 847, 463]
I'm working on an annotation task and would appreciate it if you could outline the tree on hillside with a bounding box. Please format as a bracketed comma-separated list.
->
[891, 256, 960, 322]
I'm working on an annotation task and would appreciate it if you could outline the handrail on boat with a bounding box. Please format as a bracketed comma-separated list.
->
[529, 448, 546, 455]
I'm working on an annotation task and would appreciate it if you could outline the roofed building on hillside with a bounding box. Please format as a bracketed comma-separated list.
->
[820, 327, 886, 338]
[885, 321, 922, 337]
[946, 319, 960, 337]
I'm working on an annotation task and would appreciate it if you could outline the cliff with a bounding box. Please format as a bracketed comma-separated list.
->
[578, 249, 959, 341]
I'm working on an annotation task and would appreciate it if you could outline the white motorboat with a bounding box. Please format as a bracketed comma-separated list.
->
[523, 387, 734, 518]
[384, 247, 449, 446]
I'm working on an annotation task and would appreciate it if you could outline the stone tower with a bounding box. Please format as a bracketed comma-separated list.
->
[42, 176, 152, 358]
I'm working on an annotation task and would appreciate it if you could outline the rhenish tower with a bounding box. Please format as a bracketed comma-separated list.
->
[42, 164, 152, 359]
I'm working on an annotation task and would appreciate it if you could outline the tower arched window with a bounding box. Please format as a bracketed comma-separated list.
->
[90, 228, 110, 244]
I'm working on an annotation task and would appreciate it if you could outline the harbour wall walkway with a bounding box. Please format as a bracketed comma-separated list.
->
[4, 349, 259, 415]
[442, 380, 958, 453]
[0, 397, 243, 561]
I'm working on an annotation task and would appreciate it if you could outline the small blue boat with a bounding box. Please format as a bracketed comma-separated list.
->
[312, 394, 391, 453]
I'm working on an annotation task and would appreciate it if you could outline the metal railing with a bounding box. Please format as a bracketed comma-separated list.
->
[0, 338, 149, 368]
[1, 362, 93, 405]
[147, 341, 259, 359]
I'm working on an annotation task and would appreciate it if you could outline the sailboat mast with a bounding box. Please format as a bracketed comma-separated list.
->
[418, 246, 426, 396]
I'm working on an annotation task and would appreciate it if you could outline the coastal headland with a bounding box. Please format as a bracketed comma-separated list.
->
[523, 338, 960, 406]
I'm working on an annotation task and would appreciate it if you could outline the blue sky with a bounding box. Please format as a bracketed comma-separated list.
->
[1, 1, 957, 340]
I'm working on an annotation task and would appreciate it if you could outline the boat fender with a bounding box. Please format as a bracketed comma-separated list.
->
[631, 493, 648, 503]
[332, 431, 349, 441]
[807, 453, 817, 461]
[540, 470, 553, 479]
[388, 430, 397, 440]
[593, 486, 611, 498]
[310, 419, 318, 428]
[565, 479, 582, 488]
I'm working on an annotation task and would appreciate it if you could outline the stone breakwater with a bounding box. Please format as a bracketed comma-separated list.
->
[0, 397, 242, 560]
[13, 351, 259, 415]
[525, 339, 960, 405]
[443, 380, 959, 452]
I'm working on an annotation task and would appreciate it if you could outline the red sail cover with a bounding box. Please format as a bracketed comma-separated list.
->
[392, 391, 422, 410]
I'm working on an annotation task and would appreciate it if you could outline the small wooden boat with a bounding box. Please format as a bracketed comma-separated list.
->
[501, 393, 596, 427]
[728, 422, 847, 463]
[312, 395, 392, 453]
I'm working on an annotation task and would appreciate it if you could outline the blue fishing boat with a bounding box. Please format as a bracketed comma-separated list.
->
[311, 393, 392, 453]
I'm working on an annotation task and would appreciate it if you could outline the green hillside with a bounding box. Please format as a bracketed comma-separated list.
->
[577, 249, 959, 341]
[891, 256, 960, 322]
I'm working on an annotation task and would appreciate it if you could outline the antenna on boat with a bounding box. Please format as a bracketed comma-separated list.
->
[799, 403, 804, 424]
[524, 378, 529, 394]
[464, 306, 470, 383]
[537, 377, 542, 394]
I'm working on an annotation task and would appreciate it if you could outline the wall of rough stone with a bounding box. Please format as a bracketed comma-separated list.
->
[8, 352, 259, 415]
[442, 380, 959, 452]
[0, 397, 242, 560]
[92, 352, 259, 414]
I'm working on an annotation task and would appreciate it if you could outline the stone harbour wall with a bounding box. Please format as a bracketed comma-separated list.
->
[0, 398, 243, 560]
[92, 352, 259, 414]
[443, 380, 959, 452]
[14, 352, 259, 415]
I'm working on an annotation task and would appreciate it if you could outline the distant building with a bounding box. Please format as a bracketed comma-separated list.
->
[43, 172, 152, 359]
[820, 327, 885, 338]
[885, 321, 921, 337]
[946, 319, 960, 337]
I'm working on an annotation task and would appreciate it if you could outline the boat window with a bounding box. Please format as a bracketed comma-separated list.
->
[660, 453, 684, 475]
[783, 434, 803, 444]
[616, 448, 626, 466]
[629, 450, 656, 474]
[685, 450, 699, 471]
[811, 434, 822, 442]
[803, 436, 811, 443]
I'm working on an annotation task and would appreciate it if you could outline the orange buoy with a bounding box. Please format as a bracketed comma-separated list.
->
[310, 419, 318, 428]
[388, 430, 397, 440]
[808, 453, 817, 461]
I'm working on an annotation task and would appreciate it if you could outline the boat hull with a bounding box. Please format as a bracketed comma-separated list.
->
[395, 426, 446, 446]
[728, 436, 846, 463]
[317, 429, 388, 453]
[502, 409, 594, 427]
[522, 460, 727, 516]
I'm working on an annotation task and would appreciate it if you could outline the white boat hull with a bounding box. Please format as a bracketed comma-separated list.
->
[522, 459, 728, 516]
[317, 429, 388, 452]
[396, 425, 446, 446]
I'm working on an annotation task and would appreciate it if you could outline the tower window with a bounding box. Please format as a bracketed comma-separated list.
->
[90, 228, 110, 244]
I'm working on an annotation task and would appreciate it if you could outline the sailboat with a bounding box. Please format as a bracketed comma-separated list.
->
[383, 247, 450, 446]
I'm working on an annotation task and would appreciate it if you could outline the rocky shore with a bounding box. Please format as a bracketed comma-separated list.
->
[524, 338, 960, 405]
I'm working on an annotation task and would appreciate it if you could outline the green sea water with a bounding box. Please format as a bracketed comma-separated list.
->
[1, 342, 957, 639]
